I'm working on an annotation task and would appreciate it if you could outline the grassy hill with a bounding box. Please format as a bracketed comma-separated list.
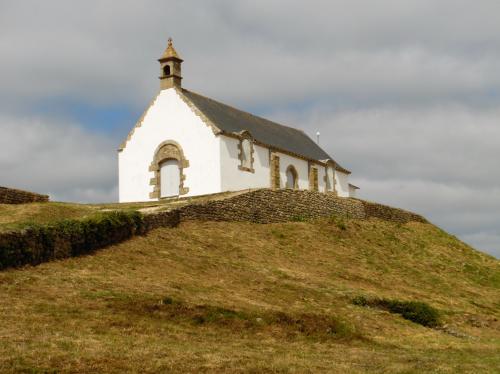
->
[0, 215, 498, 373]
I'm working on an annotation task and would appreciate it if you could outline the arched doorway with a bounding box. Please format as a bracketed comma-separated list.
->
[286, 165, 298, 189]
[160, 159, 180, 197]
[149, 140, 189, 200]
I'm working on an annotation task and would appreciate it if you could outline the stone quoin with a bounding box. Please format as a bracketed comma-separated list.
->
[118, 39, 358, 202]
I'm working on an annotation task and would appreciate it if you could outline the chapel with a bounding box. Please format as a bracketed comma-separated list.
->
[118, 39, 358, 202]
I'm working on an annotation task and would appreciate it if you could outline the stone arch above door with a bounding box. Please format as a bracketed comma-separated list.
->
[149, 140, 189, 199]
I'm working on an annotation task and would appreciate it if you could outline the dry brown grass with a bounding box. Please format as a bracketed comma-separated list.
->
[0, 218, 498, 373]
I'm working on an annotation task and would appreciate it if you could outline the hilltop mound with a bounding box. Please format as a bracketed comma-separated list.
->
[0, 217, 498, 373]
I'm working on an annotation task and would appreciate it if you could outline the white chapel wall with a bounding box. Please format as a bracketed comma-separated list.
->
[335, 170, 350, 197]
[220, 138, 319, 192]
[119, 88, 221, 202]
[317, 164, 326, 192]
[220, 138, 270, 191]
[274, 152, 309, 190]
[326, 166, 335, 192]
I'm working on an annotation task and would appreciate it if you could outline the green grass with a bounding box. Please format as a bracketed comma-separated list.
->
[0, 218, 498, 372]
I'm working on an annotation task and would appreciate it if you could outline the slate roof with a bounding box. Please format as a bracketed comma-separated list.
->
[181, 89, 350, 173]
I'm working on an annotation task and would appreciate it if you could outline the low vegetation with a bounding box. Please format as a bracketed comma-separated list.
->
[0, 211, 144, 270]
[353, 296, 441, 327]
[0, 216, 498, 372]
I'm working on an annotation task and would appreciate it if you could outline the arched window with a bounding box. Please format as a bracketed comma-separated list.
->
[286, 165, 298, 189]
[163, 65, 171, 76]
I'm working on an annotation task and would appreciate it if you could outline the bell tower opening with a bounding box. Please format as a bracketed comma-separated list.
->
[158, 37, 183, 90]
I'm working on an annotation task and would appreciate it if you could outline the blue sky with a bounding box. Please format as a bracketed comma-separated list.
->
[0, 0, 499, 258]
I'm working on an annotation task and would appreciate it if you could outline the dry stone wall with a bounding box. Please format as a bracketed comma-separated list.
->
[143, 210, 180, 230]
[0, 186, 49, 204]
[176, 189, 426, 224]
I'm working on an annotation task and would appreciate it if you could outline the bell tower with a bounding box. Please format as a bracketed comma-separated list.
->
[158, 38, 183, 90]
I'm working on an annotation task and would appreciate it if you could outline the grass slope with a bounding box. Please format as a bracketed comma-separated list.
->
[0, 218, 498, 373]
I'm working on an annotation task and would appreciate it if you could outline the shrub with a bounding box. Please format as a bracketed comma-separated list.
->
[0, 210, 146, 270]
[381, 300, 441, 327]
[353, 296, 441, 328]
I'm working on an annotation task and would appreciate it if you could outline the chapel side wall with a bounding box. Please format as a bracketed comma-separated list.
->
[326, 166, 335, 193]
[276, 152, 309, 190]
[317, 165, 326, 192]
[220, 138, 270, 191]
[119, 88, 221, 202]
[335, 171, 350, 197]
[219, 139, 316, 192]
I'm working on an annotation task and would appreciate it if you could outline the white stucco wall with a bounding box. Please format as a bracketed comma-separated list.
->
[276, 152, 309, 190]
[317, 164, 326, 192]
[334, 170, 350, 197]
[348, 185, 358, 198]
[326, 166, 335, 192]
[219, 138, 321, 192]
[220, 138, 270, 191]
[118, 88, 221, 202]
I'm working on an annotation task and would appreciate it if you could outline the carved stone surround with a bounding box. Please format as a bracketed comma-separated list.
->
[149, 140, 189, 199]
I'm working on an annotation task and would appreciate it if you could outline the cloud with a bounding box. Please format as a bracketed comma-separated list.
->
[1, 0, 500, 110]
[0, 116, 117, 202]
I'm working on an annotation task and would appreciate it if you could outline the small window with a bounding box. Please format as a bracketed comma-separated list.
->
[286, 165, 298, 189]
[163, 65, 171, 76]
[241, 139, 251, 168]
[238, 137, 254, 172]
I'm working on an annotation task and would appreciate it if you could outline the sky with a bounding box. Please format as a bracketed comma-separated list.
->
[0, 0, 499, 258]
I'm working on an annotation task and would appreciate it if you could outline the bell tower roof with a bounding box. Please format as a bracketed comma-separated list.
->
[158, 38, 183, 90]
[159, 38, 183, 62]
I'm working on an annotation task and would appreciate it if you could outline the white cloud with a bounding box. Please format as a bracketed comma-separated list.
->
[1, 1, 500, 109]
[0, 116, 117, 202]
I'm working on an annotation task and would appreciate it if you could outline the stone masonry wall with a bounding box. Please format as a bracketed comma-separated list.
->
[0, 186, 49, 204]
[176, 189, 426, 224]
